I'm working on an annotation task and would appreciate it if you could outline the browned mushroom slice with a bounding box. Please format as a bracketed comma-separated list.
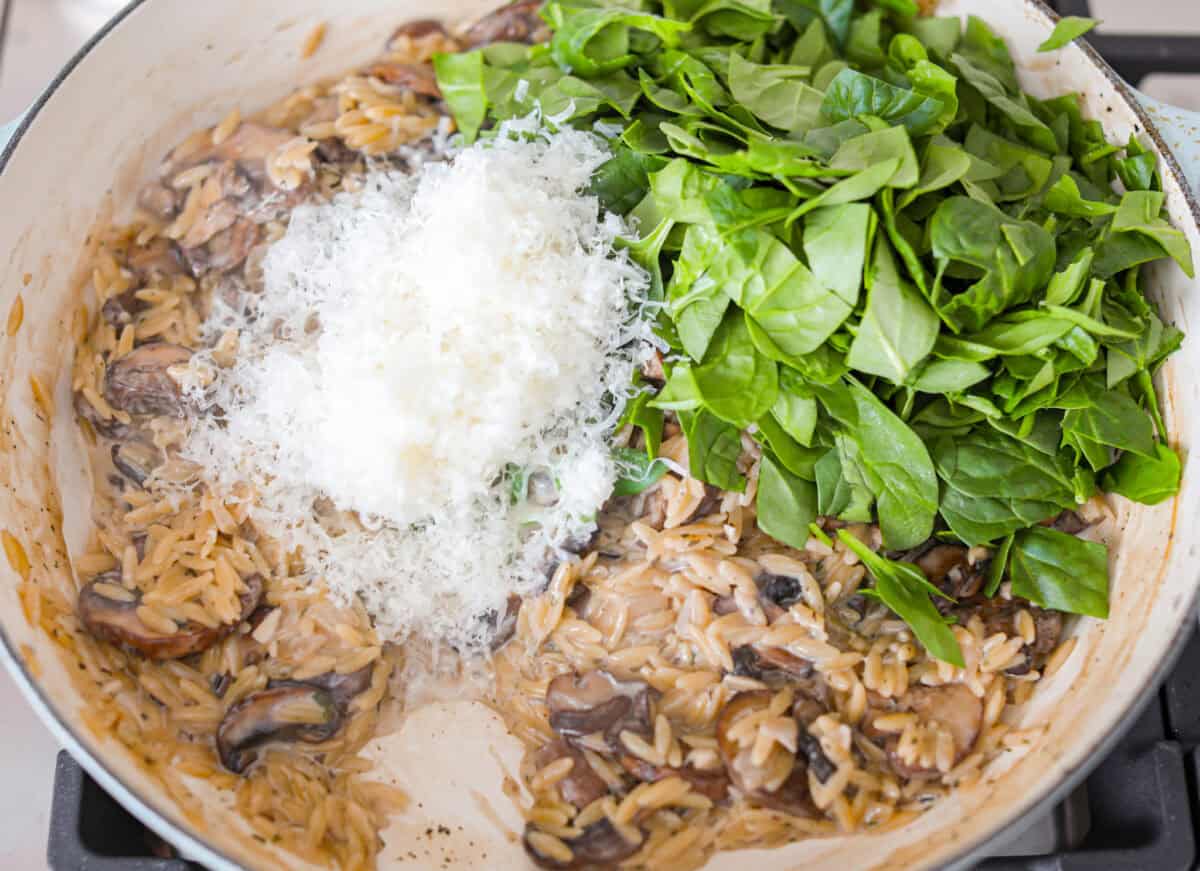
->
[78, 573, 264, 661]
[216, 682, 341, 773]
[619, 755, 729, 801]
[886, 683, 982, 779]
[126, 236, 184, 282]
[462, 0, 549, 47]
[916, 544, 983, 601]
[304, 665, 375, 710]
[111, 441, 163, 488]
[181, 218, 260, 276]
[547, 671, 653, 747]
[523, 819, 640, 870]
[754, 759, 819, 817]
[534, 740, 608, 809]
[103, 342, 193, 417]
[388, 19, 448, 44]
[682, 484, 723, 525]
[1048, 509, 1089, 534]
[74, 392, 130, 440]
[365, 62, 442, 98]
[640, 349, 665, 387]
[489, 594, 522, 651]
[138, 181, 180, 222]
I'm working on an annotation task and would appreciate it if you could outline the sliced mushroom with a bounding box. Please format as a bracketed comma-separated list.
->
[758, 573, 803, 608]
[303, 665, 375, 710]
[640, 349, 665, 387]
[955, 597, 1064, 675]
[78, 572, 263, 660]
[754, 646, 814, 678]
[216, 682, 341, 773]
[181, 218, 259, 276]
[103, 342, 193, 417]
[74, 391, 131, 440]
[886, 683, 982, 779]
[755, 759, 819, 817]
[619, 755, 729, 801]
[547, 670, 653, 748]
[138, 182, 180, 222]
[523, 818, 640, 870]
[489, 594, 522, 651]
[365, 62, 442, 98]
[111, 441, 163, 488]
[1048, 509, 1089, 535]
[463, 0, 549, 48]
[534, 740, 608, 809]
[915, 544, 985, 600]
[388, 19, 448, 44]
[126, 236, 183, 281]
[682, 484, 723, 525]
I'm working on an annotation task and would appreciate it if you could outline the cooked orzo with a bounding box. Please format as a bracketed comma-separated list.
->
[48, 0, 1188, 869]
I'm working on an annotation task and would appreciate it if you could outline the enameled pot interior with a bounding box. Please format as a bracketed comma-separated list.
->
[0, 0, 1196, 868]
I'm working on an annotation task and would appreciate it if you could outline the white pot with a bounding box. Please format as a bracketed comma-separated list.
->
[0, 1, 1198, 868]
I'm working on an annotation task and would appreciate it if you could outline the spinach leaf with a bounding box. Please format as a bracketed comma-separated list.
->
[619, 379, 665, 459]
[757, 451, 819, 548]
[1009, 526, 1108, 618]
[712, 228, 854, 356]
[821, 68, 947, 135]
[545, 4, 692, 76]
[1100, 442, 1181, 505]
[727, 53, 824, 134]
[1037, 16, 1099, 52]
[679, 408, 747, 491]
[829, 125, 919, 188]
[803, 203, 875, 307]
[1111, 190, 1195, 278]
[930, 196, 1056, 331]
[838, 530, 965, 666]
[590, 147, 667, 214]
[773, 0, 855, 46]
[951, 52, 1058, 153]
[433, 51, 489, 143]
[667, 223, 731, 361]
[1043, 173, 1117, 218]
[933, 427, 1078, 545]
[1057, 376, 1157, 465]
[690, 310, 779, 427]
[984, 532, 1014, 596]
[612, 446, 670, 496]
[815, 379, 939, 548]
[771, 373, 819, 445]
[848, 238, 938, 383]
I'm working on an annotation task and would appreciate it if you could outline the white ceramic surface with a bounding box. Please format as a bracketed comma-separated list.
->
[0, 2, 1198, 870]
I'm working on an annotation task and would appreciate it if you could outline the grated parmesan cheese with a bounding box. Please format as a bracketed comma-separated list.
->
[183, 122, 655, 646]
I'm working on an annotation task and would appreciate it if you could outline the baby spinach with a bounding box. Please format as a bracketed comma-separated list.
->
[1037, 16, 1099, 53]
[1009, 526, 1109, 618]
[820, 68, 947, 135]
[436, 0, 1192, 645]
[838, 530, 965, 666]
[757, 451, 819, 548]
[612, 446, 671, 496]
[1100, 442, 1181, 506]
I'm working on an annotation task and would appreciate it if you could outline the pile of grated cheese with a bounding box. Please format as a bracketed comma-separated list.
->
[183, 121, 655, 646]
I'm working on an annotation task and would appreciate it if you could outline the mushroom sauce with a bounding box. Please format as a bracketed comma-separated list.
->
[62, 3, 1084, 870]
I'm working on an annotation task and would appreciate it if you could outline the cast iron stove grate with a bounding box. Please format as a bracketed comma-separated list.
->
[43, 2, 1200, 868]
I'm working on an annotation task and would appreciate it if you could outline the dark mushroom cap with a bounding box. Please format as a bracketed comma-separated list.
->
[886, 683, 983, 779]
[462, 0, 549, 48]
[533, 740, 608, 809]
[365, 62, 442, 98]
[546, 670, 653, 748]
[111, 440, 163, 488]
[523, 818, 640, 870]
[103, 342, 193, 418]
[216, 682, 341, 773]
[619, 755, 729, 802]
[78, 572, 263, 661]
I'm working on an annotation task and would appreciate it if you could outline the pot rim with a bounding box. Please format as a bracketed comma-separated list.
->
[0, 1, 1197, 870]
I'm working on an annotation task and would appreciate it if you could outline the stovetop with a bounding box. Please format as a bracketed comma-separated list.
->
[28, 0, 1200, 868]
